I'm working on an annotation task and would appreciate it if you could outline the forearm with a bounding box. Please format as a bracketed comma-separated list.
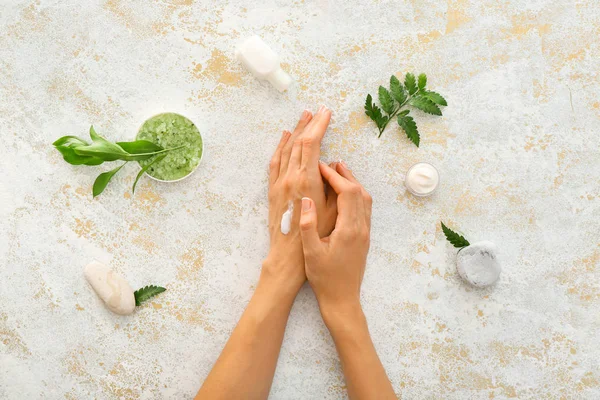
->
[196, 270, 299, 400]
[323, 303, 396, 400]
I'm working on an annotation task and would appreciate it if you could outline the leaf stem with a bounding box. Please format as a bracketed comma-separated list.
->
[128, 144, 187, 157]
[378, 88, 423, 136]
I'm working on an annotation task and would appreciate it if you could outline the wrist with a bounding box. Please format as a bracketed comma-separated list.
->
[259, 256, 304, 299]
[319, 298, 365, 334]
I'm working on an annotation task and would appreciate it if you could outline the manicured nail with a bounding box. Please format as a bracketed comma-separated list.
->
[302, 197, 312, 211]
[318, 159, 325, 164]
[339, 159, 348, 169]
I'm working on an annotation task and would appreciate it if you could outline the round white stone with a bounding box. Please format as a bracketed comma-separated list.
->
[456, 241, 501, 287]
[84, 261, 136, 315]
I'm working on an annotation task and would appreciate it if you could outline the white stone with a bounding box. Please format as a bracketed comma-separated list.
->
[84, 261, 136, 315]
[456, 241, 502, 288]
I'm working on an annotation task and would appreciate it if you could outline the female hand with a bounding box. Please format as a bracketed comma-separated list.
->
[298, 161, 372, 318]
[263, 108, 337, 294]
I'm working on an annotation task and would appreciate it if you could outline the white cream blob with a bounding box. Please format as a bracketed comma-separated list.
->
[456, 241, 502, 287]
[84, 261, 136, 315]
[405, 162, 440, 197]
[280, 201, 294, 235]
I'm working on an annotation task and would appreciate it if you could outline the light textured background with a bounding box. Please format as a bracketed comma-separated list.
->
[1, 0, 599, 399]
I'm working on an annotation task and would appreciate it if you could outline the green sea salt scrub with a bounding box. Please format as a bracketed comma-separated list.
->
[136, 113, 203, 181]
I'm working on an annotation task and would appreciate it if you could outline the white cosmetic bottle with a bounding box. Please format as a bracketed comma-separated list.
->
[235, 35, 292, 92]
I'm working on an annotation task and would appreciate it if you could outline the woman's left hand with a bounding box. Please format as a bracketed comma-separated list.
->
[262, 107, 337, 294]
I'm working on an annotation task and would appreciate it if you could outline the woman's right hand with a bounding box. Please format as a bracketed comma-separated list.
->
[298, 161, 372, 322]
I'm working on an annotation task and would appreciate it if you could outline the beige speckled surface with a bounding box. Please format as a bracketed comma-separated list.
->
[1, 1, 599, 399]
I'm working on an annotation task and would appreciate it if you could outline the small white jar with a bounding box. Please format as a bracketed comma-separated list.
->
[404, 162, 440, 197]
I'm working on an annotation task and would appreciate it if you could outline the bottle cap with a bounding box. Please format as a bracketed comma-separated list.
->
[267, 68, 292, 92]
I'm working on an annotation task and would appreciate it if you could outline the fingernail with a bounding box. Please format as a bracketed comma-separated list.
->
[302, 197, 312, 212]
[318, 159, 325, 164]
[339, 159, 348, 169]
[302, 109, 310, 119]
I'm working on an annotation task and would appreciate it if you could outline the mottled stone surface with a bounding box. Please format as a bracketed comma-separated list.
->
[1, 1, 599, 399]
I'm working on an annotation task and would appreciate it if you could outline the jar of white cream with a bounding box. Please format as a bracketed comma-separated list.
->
[404, 162, 440, 197]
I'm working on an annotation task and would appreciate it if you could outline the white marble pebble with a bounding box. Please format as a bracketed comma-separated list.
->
[456, 241, 502, 288]
[84, 261, 136, 315]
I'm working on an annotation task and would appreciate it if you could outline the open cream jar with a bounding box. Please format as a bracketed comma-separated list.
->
[404, 162, 440, 197]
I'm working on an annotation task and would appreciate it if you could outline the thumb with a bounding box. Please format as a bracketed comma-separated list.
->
[299, 197, 321, 255]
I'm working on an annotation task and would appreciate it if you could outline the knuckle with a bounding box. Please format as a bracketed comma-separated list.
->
[301, 137, 314, 147]
[348, 184, 361, 195]
[300, 218, 314, 231]
[269, 159, 279, 170]
[363, 191, 373, 205]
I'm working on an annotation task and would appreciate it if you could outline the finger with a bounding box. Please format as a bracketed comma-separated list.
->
[335, 161, 358, 184]
[326, 162, 338, 205]
[279, 130, 294, 176]
[269, 131, 291, 187]
[303, 105, 332, 142]
[292, 110, 313, 137]
[336, 162, 371, 228]
[319, 161, 351, 194]
[288, 139, 302, 171]
[300, 136, 319, 170]
[281, 111, 312, 175]
[299, 197, 322, 256]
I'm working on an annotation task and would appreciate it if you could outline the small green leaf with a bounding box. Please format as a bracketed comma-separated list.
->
[92, 163, 126, 197]
[378, 86, 394, 115]
[422, 91, 448, 106]
[117, 140, 163, 154]
[418, 73, 427, 91]
[389, 76, 406, 105]
[404, 73, 417, 95]
[134, 285, 166, 306]
[365, 94, 388, 132]
[132, 154, 167, 193]
[441, 222, 470, 248]
[399, 109, 410, 117]
[409, 96, 442, 116]
[397, 114, 420, 147]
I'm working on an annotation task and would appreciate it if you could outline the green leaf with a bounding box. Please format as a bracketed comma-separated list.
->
[399, 109, 410, 117]
[364, 94, 388, 132]
[389, 76, 406, 105]
[378, 86, 394, 115]
[409, 96, 442, 116]
[92, 163, 126, 197]
[117, 140, 163, 154]
[441, 222, 470, 248]
[404, 73, 417, 95]
[134, 285, 166, 306]
[422, 91, 448, 106]
[53, 136, 105, 165]
[418, 73, 427, 91]
[73, 126, 131, 161]
[132, 154, 167, 193]
[53, 136, 89, 148]
[397, 114, 420, 147]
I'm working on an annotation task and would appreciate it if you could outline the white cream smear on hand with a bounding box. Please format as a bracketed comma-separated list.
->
[280, 201, 294, 235]
[84, 261, 136, 315]
[405, 162, 440, 196]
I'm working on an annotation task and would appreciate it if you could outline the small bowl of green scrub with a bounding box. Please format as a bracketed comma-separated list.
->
[136, 113, 203, 182]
